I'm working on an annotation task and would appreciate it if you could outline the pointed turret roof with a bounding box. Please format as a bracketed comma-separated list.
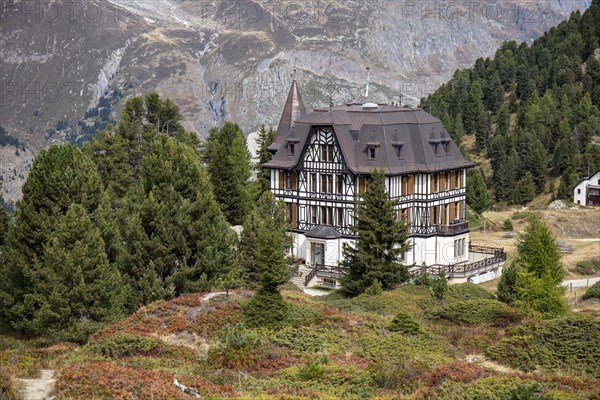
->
[276, 79, 306, 137]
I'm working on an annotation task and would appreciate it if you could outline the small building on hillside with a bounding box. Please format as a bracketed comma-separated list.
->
[573, 169, 600, 206]
[264, 80, 506, 286]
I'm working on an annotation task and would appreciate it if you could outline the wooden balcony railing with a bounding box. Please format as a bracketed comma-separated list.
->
[435, 220, 468, 234]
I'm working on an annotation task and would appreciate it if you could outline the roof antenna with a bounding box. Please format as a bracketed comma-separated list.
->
[292, 68, 297, 80]
[329, 94, 333, 109]
[365, 67, 370, 98]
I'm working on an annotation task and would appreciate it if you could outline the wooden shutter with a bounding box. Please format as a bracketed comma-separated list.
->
[408, 175, 414, 194]
[439, 173, 445, 192]
[359, 176, 367, 194]
[291, 172, 297, 190]
[279, 171, 285, 189]
[291, 203, 298, 229]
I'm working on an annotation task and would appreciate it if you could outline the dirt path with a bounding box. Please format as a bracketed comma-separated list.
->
[16, 369, 56, 400]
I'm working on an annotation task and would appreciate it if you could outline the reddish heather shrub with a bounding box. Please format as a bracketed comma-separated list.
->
[426, 361, 491, 386]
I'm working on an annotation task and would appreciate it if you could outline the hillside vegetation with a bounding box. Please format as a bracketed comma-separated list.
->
[1, 285, 599, 399]
[422, 0, 600, 206]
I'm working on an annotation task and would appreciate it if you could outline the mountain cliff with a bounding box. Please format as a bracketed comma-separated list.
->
[0, 0, 591, 201]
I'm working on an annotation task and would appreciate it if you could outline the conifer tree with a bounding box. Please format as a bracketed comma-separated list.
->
[254, 125, 277, 198]
[466, 168, 490, 213]
[513, 217, 567, 317]
[19, 204, 124, 340]
[497, 263, 519, 307]
[204, 122, 253, 225]
[91, 124, 134, 201]
[514, 172, 536, 205]
[340, 170, 409, 296]
[494, 148, 519, 202]
[0, 185, 9, 247]
[140, 135, 238, 295]
[495, 103, 510, 136]
[243, 191, 292, 328]
[239, 191, 292, 286]
[0, 145, 106, 330]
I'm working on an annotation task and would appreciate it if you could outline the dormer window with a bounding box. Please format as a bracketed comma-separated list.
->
[396, 145, 403, 159]
[445, 142, 451, 154]
[368, 147, 376, 160]
[287, 143, 295, 155]
[434, 144, 440, 156]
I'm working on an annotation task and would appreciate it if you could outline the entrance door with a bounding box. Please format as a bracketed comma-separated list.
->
[311, 243, 325, 266]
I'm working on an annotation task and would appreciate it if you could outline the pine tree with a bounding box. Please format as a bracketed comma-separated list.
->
[514, 172, 536, 205]
[494, 148, 519, 202]
[140, 135, 238, 295]
[340, 170, 409, 296]
[513, 217, 567, 317]
[243, 191, 292, 328]
[0, 145, 107, 331]
[466, 168, 490, 213]
[254, 125, 277, 199]
[0, 185, 9, 247]
[495, 103, 511, 136]
[10, 204, 124, 340]
[91, 124, 134, 201]
[497, 263, 519, 307]
[239, 191, 292, 286]
[204, 122, 253, 225]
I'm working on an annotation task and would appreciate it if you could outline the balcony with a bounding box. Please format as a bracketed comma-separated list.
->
[435, 220, 468, 235]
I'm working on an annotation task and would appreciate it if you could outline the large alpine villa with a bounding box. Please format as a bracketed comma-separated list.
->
[263, 80, 506, 287]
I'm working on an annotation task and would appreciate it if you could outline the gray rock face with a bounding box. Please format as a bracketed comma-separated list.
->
[0, 0, 591, 200]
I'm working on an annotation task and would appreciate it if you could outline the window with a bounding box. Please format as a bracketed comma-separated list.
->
[401, 175, 414, 195]
[577, 188, 581, 194]
[445, 142, 451, 154]
[337, 207, 344, 226]
[336, 175, 344, 194]
[310, 173, 317, 192]
[321, 174, 333, 193]
[310, 205, 317, 224]
[285, 171, 292, 190]
[399, 208, 411, 229]
[367, 146, 376, 160]
[358, 176, 368, 194]
[287, 143, 295, 155]
[396, 145, 403, 159]
[320, 206, 333, 225]
[434, 144, 440, 156]
[286, 203, 293, 223]
[322, 278, 337, 288]
[431, 174, 439, 193]
[321, 144, 334, 162]
[454, 238, 465, 258]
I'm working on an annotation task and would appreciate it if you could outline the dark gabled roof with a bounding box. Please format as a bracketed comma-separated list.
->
[572, 168, 600, 189]
[264, 102, 475, 174]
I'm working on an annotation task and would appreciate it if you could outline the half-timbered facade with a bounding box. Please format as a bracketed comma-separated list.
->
[264, 81, 476, 274]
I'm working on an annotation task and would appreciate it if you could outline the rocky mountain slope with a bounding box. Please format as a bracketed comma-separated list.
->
[0, 0, 591, 200]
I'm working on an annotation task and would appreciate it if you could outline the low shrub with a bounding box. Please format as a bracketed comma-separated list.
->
[511, 211, 536, 221]
[447, 283, 496, 301]
[433, 376, 559, 400]
[86, 333, 165, 359]
[428, 299, 517, 325]
[582, 281, 600, 300]
[220, 323, 260, 350]
[574, 258, 600, 275]
[502, 218, 514, 231]
[0, 368, 17, 400]
[367, 359, 430, 393]
[298, 356, 328, 381]
[388, 312, 422, 334]
[426, 361, 490, 386]
[486, 315, 600, 376]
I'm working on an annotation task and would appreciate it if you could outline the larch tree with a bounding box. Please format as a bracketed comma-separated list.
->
[506, 217, 567, 317]
[340, 169, 410, 296]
